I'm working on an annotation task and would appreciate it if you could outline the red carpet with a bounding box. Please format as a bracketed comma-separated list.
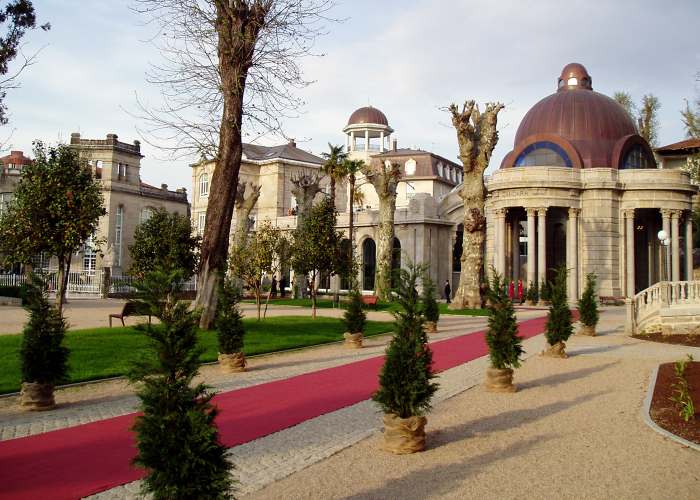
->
[0, 314, 553, 500]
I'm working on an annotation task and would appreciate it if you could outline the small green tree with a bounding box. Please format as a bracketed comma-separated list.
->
[372, 259, 439, 419]
[577, 272, 599, 328]
[215, 273, 246, 354]
[126, 266, 234, 499]
[127, 206, 201, 279]
[19, 272, 70, 385]
[526, 279, 537, 303]
[421, 273, 440, 324]
[544, 264, 574, 346]
[0, 141, 106, 313]
[291, 197, 349, 318]
[343, 280, 367, 335]
[539, 278, 550, 302]
[484, 268, 524, 371]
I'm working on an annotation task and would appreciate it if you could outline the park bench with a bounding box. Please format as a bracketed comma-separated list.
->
[109, 301, 149, 327]
[341, 295, 379, 311]
[599, 296, 626, 306]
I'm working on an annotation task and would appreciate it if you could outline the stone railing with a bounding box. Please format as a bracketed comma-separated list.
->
[627, 281, 700, 335]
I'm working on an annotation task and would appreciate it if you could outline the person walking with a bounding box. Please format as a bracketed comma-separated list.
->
[517, 278, 523, 305]
[444, 280, 451, 303]
[271, 276, 278, 298]
[279, 275, 286, 298]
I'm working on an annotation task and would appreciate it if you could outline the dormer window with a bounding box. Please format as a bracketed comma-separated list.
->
[405, 158, 416, 176]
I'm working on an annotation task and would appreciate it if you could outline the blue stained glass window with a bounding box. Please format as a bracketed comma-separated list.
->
[621, 144, 651, 169]
[514, 142, 572, 168]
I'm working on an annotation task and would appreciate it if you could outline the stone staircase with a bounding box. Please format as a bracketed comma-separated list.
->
[626, 281, 700, 335]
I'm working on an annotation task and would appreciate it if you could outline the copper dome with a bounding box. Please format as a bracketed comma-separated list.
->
[347, 104, 389, 127]
[503, 64, 653, 170]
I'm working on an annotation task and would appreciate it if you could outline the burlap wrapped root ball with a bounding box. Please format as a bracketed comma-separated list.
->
[422, 321, 437, 334]
[19, 382, 56, 411]
[218, 352, 247, 373]
[379, 413, 427, 455]
[541, 341, 568, 358]
[343, 332, 363, 349]
[483, 367, 517, 393]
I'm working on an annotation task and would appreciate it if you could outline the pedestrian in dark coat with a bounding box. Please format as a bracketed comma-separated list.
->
[444, 280, 451, 303]
[279, 276, 286, 298]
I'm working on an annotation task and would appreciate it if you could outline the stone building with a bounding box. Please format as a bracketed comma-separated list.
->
[483, 63, 697, 300]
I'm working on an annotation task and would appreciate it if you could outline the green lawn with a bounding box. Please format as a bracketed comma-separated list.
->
[0, 316, 395, 395]
[247, 298, 492, 316]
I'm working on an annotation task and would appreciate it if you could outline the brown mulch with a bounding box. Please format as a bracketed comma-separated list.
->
[632, 332, 700, 347]
[649, 360, 700, 445]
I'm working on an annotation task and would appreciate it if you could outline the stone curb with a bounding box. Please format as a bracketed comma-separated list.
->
[642, 362, 700, 452]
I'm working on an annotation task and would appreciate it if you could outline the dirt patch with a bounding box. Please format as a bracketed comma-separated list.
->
[632, 332, 700, 347]
[649, 360, 700, 444]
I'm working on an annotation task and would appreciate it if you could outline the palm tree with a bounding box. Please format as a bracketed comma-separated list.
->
[341, 158, 367, 260]
[321, 143, 348, 209]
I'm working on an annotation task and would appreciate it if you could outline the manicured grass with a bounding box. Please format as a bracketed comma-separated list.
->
[0, 316, 394, 395]
[248, 298, 492, 316]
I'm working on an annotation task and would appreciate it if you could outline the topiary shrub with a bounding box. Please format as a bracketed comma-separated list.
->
[19, 273, 70, 385]
[484, 268, 524, 371]
[343, 282, 367, 335]
[421, 274, 440, 324]
[578, 272, 599, 328]
[127, 266, 234, 499]
[215, 274, 246, 354]
[539, 278, 551, 302]
[372, 259, 439, 419]
[544, 263, 574, 346]
[526, 279, 537, 303]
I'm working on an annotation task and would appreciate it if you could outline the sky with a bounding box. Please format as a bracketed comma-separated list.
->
[4, 0, 700, 202]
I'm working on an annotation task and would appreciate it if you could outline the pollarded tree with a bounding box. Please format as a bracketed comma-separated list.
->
[290, 196, 348, 318]
[0, 141, 106, 313]
[127, 206, 201, 280]
[448, 101, 505, 310]
[290, 169, 323, 297]
[130, 0, 336, 329]
[362, 161, 401, 301]
[232, 180, 262, 249]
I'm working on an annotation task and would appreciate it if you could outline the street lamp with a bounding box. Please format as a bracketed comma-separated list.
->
[658, 230, 670, 282]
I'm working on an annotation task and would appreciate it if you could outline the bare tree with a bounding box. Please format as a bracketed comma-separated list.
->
[132, 0, 335, 328]
[448, 101, 504, 310]
[613, 91, 661, 148]
[363, 161, 400, 301]
[290, 169, 322, 297]
[681, 71, 700, 139]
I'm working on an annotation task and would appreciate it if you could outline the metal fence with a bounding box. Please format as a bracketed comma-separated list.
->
[0, 270, 103, 298]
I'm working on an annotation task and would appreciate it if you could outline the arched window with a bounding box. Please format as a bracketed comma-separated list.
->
[200, 173, 210, 197]
[514, 142, 573, 168]
[362, 238, 376, 291]
[621, 144, 652, 169]
[567, 77, 577, 85]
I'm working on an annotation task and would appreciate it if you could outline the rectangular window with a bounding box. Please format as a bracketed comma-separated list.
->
[198, 211, 206, 235]
[83, 235, 96, 275]
[115, 206, 123, 267]
[0, 192, 11, 218]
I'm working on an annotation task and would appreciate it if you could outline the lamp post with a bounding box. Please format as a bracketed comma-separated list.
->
[658, 230, 670, 282]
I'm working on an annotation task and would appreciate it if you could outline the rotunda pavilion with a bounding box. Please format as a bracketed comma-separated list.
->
[486, 63, 697, 300]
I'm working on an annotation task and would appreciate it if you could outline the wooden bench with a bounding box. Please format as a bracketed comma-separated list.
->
[109, 302, 141, 327]
[341, 295, 379, 311]
[599, 296, 626, 306]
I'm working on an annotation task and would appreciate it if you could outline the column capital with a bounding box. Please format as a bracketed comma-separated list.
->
[661, 209, 673, 218]
[621, 209, 635, 219]
[568, 207, 581, 218]
[526, 207, 538, 217]
[671, 210, 682, 219]
[537, 207, 548, 216]
[492, 207, 507, 218]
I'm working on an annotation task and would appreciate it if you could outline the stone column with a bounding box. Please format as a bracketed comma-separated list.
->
[380, 131, 385, 152]
[526, 208, 537, 289]
[661, 209, 672, 281]
[624, 209, 635, 297]
[686, 213, 694, 281]
[350, 131, 355, 151]
[345, 133, 349, 152]
[494, 208, 507, 276]
[365, 130, 369, 152]
[671, 210, 681, 282]
[567, 208, 580, 300]
[537, 207, 548, 288]
[511, 218, 520, 283]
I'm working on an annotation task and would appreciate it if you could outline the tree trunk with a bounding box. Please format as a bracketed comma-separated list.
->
[349, 174, 355, 260]
[447, 101, 504, 310]
[194, 3, 267, 329]
[291, 171, 322, 303]
[233, 181, 261, 249]
[56, 255, 66, 314]
[365, 163, 400, 301]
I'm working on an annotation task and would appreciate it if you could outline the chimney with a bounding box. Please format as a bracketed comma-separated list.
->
[289, 139, 296, 148]
[393, 139, 397, 152]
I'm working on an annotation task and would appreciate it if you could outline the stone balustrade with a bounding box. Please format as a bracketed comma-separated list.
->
[627, 281, 700, 335]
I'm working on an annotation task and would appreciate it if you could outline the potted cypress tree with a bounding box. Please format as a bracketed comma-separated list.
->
[538, 278, 550, 306]
[18, 273, 70, 411]
[127, 266, 234, 499]
[421, 273, 440, 334]
[484, 268, 524, 392]
[343, 280, 367, 349]
[216, 274, 247, 372]
[577, 272, 599, 336]
[525, 279, 537, 306]
[541, 264, 574, 358]
[372, 259, 439, 454]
